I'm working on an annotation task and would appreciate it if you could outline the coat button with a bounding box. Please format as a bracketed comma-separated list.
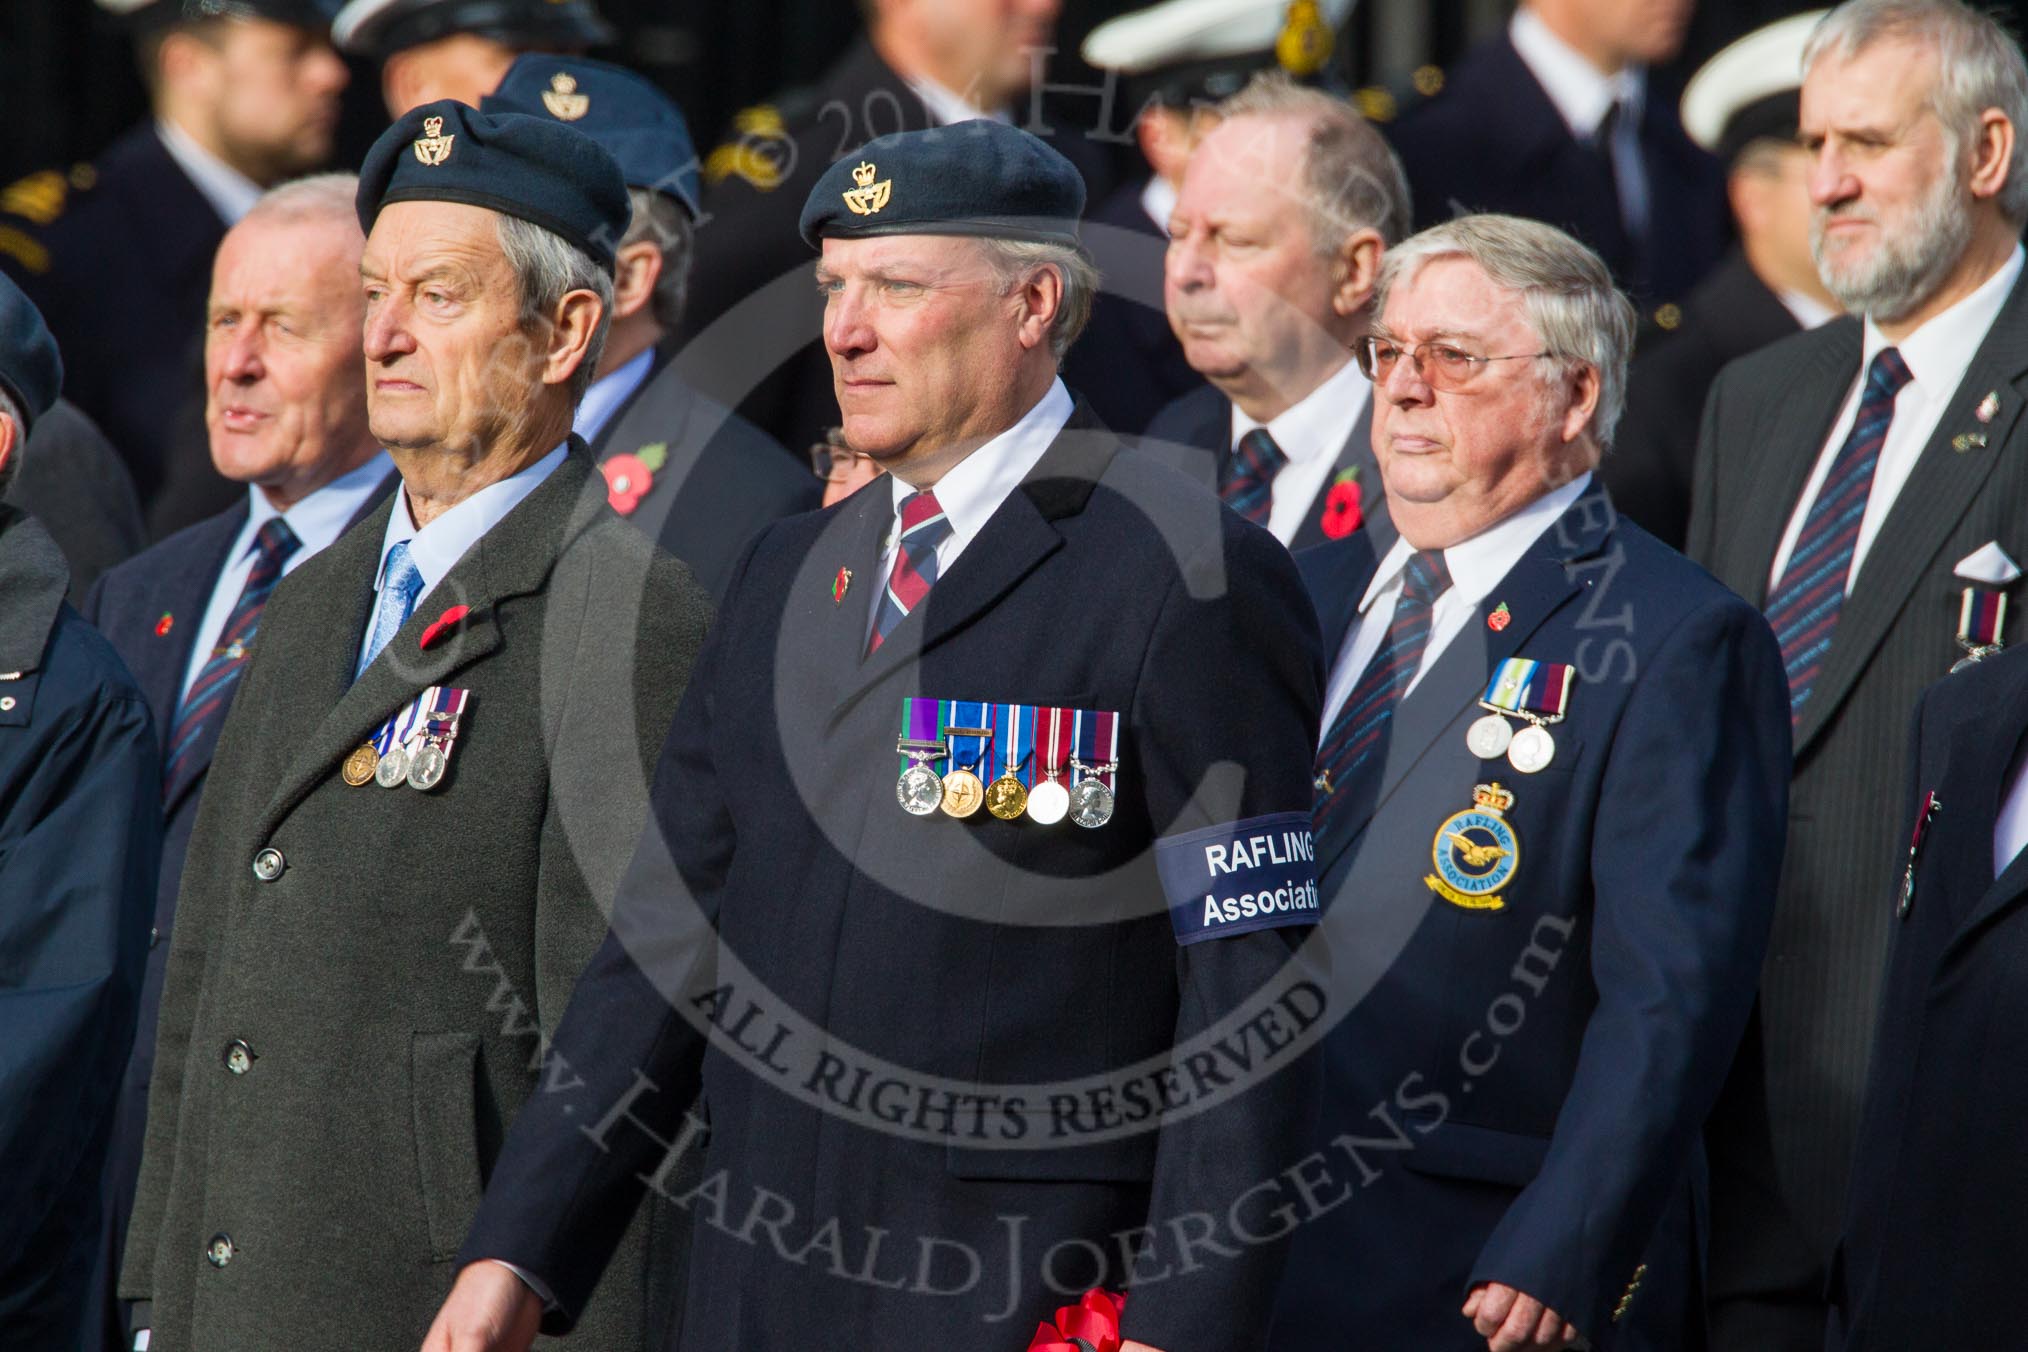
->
[0, 696, 14, 712]
[223, 1040, 255, 1075]
[206, 1233, 235, 1267]
[251, 848, 285, 882]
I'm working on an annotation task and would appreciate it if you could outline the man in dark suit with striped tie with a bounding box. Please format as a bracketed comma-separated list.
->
[1685, 3, 2028, 1341]
[1145, 72, 1408, 554]
[1272, 213, 1788, 1352]
[80, 174, 393, 1352]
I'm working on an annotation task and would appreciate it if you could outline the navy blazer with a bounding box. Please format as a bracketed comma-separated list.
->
[1386, 32, 1726, 306]
[1269, 485, 1789, 1349]
[1142, 382, 1395, 553]
[1833, 646, 2028, 1348]
[458, 404, 1326, 1350]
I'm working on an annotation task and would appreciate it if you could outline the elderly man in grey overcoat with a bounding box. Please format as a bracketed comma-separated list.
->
[120, 101, 712, 1351]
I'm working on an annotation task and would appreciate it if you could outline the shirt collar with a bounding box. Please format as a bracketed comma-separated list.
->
[573, 348, 656, 444]
[889, 378, 1074, 551]
[1230, 356, 1372, 468]
[904, 75, 1009, 128]
[1778, 289, 1840, 331]
[1361, 471, 1594, 614]
[376, 443, 569, 595]
[243, 451, 393, 560]
[1139, 176, 1179, 233]
[155, 118, 263, 226]
[1509, 8, 1644, 140]
[1859, 243, 2025, 391]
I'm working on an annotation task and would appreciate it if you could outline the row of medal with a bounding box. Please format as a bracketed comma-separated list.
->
[896, 699, 1121, 828]
[342, 685, 471, 792]
[1463, 658, 1572, 774]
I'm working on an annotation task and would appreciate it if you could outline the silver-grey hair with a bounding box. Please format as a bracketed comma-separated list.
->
[0, 387, 23, 499]
[1214, 70, 1413, 250]
[493, 214, 614, 408]
[243, 172, 361, 230]
[976, 237, 1099, 363]
[1375, 214, 1637, 454]
[1805, 0, 2028, 223]
[622, 186, 694, 333]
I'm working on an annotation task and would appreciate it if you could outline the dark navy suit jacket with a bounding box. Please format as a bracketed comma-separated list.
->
[458, 404, 1326, 1350]
[1060, 179, 1205, 437]
[1833, 646, 2028, 1348]
[1386, 32, 1726, 306]
[1142, 382, 1395, 553]
[1269, 484, 1789, 1349]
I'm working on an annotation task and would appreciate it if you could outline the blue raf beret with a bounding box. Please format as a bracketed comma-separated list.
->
[0, 274, 61, 433]
[355, 98, 631, 271]
[481, 55, 699, 218]
[798, 121, 1085, 250]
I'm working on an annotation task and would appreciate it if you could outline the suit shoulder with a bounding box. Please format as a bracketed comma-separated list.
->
[1610, 515, 1767, 625]
[1143, 384, 1224, 444]
[91, 503, 243, 608]
[38, 603, 149, 720]
[1712, 315, 1860, 396]
[1918, 643, 2027, 733]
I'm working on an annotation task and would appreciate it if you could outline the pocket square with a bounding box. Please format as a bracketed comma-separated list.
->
[1955, 541, 2022, 586]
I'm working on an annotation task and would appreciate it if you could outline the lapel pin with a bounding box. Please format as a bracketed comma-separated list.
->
[1487, 601, 1512, 632]
[833, 566, 852, 604]
[1977, 391, 2000, 423]
[419, 604, 471, 651]
[1953, 432, 1988, 453]
[155, 612, 175, 637]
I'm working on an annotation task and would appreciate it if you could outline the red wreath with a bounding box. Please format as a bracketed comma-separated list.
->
[1319, 473, 1363, 539]
[1028, 1288, 1127, 1352]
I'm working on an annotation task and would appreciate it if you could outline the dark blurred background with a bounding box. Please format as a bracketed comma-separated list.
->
[0, 0, 1948, 188]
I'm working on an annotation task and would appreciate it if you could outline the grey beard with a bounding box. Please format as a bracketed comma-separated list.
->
[1812, 177, 1974, 323]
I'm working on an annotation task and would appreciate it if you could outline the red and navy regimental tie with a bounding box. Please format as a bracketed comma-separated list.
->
[1219, 428, 1286, 526]
[868, 489, 952, 656]
[1311, 548, 1451, 849]
[1765, 346, 1913, 724]
[163, 516, 300, 803]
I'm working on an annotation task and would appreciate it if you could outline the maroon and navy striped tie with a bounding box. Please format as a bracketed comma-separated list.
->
[1312, 548, 1451, 849]
[868, 489, 952, 656]
[1765, 346, 1913, 725]
[162, 516, 299, 803]
[1220, 428, 1286, 526]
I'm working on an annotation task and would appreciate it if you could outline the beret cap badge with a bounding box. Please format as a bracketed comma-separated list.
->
[542, 72, 590, 122]
[842, 161, 892, 217]
[413, 116, 455, 167]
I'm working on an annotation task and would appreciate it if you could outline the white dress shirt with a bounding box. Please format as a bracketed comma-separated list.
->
[1769, 245, 2025, 593]
[573, 347, 655, 446]
[1509, 7, 1649, 238]
[357, 444, 568, 671]
[1778, 288, 1839, 332]
[1996, 746, 2028, 878]
[1230, 357, 1372, 548]
[1139, 175, 1179, 234]
[904, 75, 1010, 128]
[179, 453, 393, 702]
[1321, 473, 1592, 734]
[865, 379, 1074, 639]
[155, 119, 262, 226]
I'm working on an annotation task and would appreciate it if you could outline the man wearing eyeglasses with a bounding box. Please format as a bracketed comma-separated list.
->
[1268, 213, 1790, 1352]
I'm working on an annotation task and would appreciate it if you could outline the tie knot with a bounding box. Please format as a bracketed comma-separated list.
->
[381, 540, 423, 603]
[1401, 548, 1451, 604]
[898, 490, 950, 541]
[1868, 346, 1914, 401]
[252, 516, 300, 568]
[1236, 428, 1288, 478]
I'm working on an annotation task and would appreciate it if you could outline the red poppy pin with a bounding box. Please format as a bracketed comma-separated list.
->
[1319, 466, 1364, 539]
[601, 441, 669, 516]
[832, 566, 852, 604]
[155, 612, 175, 637]
[419, 604, 471, 651]
[1487, 601, 1512, 632]
[1028, 1288, 1126, 1352]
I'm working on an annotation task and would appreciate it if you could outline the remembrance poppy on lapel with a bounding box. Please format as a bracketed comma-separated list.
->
[600, 441, 669, 517]
[155, 612, 174, 637]
[1319, 467, 1363, 539]
[1028, 1288, 1126, 1352]
[419, 605, 471, 651]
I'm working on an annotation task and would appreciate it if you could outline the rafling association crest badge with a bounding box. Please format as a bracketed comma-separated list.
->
[413, 116, 456, 167]
[1426, 782, 1520, 911]
[541, 72, 590, 121]
[841, 161, 892, 216]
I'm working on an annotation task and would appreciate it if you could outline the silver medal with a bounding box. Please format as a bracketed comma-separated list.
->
[1026, 777, 1070, 825]
[897, 763, 944, 816]
[407, 743, 449, 791]
[1506, 723, 1556, 774]
[375, 744, 412, 788]
[1466, 713, 1514, 759]
[1069, 776, 1115, 828]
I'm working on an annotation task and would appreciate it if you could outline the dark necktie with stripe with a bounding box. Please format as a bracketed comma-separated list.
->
[1219, 428, 1286, 526]
[163, 516, 300, 804]
[868, 489, 952, 656]
[1765, 346, 1913, 724]
[1312, 548, 1451, 852]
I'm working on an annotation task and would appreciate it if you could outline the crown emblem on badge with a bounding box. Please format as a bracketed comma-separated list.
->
[412, 116, 455, 167]
[542, 72, 590, 121]
[1471, 782, 1515, 813]
[841, 160, 892, 216]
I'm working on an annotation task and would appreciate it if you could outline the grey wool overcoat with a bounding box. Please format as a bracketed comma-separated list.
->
[121, 445, 712, 1350]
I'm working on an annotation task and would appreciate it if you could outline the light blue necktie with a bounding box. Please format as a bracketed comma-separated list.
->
[358, 541, 423, 677]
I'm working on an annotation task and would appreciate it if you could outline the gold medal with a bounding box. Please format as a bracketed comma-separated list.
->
[342, 744, 380, 787]
[941, 767, 985, 818]
[985, 774, 1028, 820]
